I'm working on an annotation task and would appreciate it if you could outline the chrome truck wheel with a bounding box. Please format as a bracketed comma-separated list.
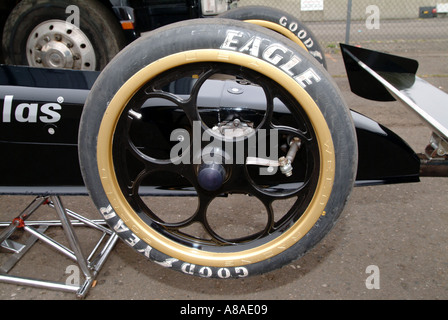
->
[26, 19, 96, 70]
[2, 0, 125, 71]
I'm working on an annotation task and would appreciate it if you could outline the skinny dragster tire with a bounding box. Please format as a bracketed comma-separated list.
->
[218, 6, 327, 68]
[78, 19, 357, 278]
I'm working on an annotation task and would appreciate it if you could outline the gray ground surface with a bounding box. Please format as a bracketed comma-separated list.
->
[0, 46, 447, 300]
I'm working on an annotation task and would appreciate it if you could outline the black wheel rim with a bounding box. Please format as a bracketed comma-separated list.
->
[111, 62, 321, 253]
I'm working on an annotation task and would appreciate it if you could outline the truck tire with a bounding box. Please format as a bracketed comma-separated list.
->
[2, 0, 126, 70]
[78, 19, 357, 278]
[218, 6, 327, 69]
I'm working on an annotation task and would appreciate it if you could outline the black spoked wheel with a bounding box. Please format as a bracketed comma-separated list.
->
[79, 19, 357, 278]
[112, 61, 320, 250]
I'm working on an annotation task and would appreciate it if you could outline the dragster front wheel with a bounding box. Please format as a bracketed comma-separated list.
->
[78, 19, 357, 278]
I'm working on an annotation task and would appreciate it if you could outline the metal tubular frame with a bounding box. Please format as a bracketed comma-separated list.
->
[0, 195, 118, 298]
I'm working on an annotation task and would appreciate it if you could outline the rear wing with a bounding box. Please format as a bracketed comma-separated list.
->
[341, 43, 448, 142]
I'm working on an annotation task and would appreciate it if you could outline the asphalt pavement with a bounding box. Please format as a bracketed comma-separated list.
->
[0, 47, 447, 301]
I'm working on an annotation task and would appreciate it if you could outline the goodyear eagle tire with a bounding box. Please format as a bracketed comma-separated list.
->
[78, 19, 357, 278]
[218, 6, 327, 69]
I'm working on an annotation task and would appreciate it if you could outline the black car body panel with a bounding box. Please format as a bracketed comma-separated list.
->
[0, 64, 421, 195]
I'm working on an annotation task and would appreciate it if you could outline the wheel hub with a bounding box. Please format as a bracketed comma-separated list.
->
[26, 20, 96, 70]
[40, 41, 73, 68]
[197, 163, 227, 191]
